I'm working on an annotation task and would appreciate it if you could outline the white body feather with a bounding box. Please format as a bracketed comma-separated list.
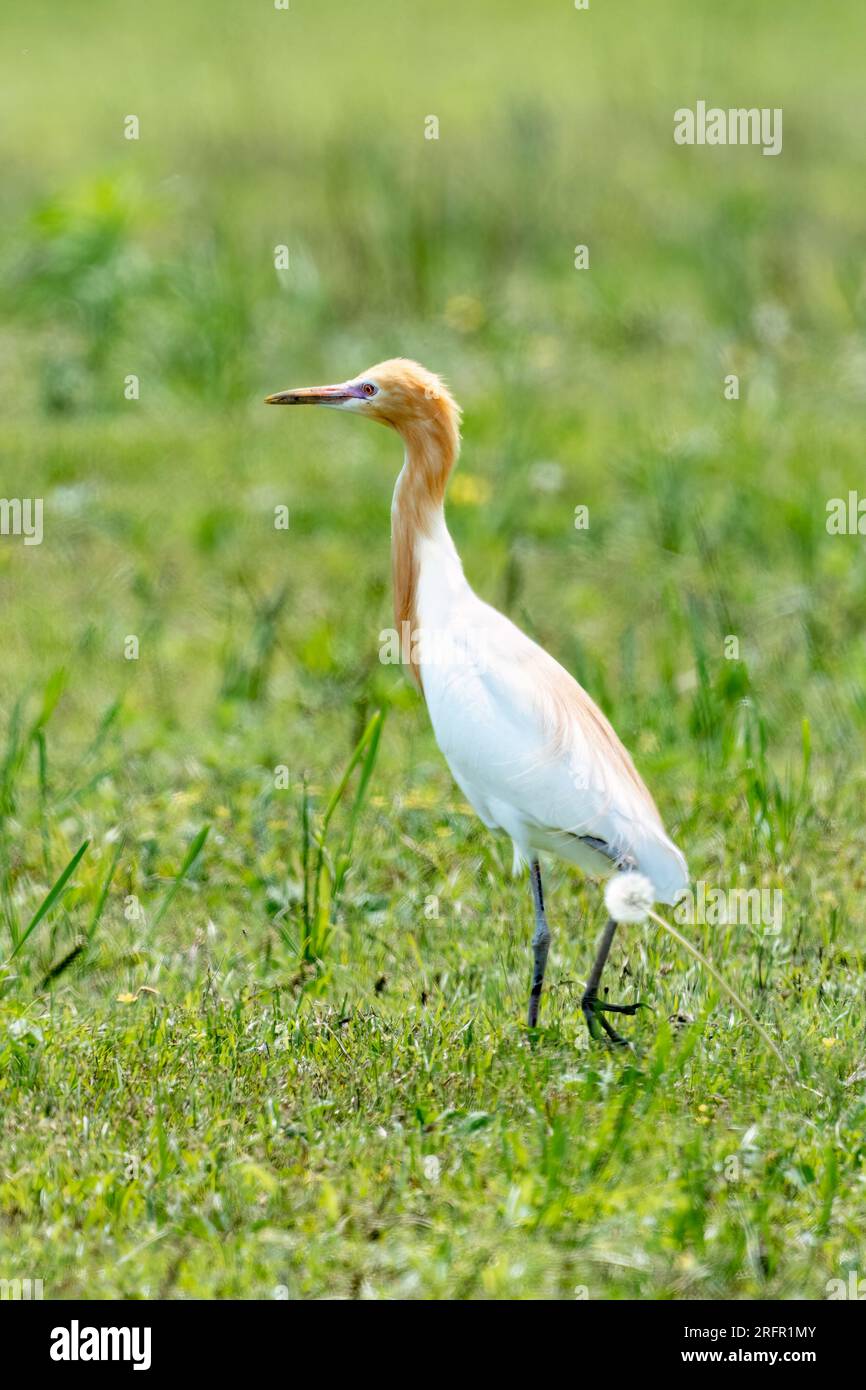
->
[414, 514, 688, 905]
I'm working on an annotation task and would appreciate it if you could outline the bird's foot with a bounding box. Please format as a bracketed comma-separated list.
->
[581, 988, 648, 1046]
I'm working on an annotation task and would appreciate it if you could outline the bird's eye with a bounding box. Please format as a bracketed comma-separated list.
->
[360, 382, 377, 396]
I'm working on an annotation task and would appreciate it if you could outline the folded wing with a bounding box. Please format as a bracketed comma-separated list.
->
[424, 600, 688, 904]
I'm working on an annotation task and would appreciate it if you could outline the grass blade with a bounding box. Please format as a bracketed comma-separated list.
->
[151, 825, 210, 930]
[87, 838, 124, 941]
[648, 907, 789, 1073]
[39, 942, 86, 991]
[334, 709, 385, 896]
[307, 710, 384, 959]
[9, 838, 90, 960]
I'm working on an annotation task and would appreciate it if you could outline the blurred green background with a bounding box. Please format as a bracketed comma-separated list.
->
[1, 0, 866, 1300]
[3, 0, 866, 747]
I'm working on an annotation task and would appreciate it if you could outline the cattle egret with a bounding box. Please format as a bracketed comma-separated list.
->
[266, 359, 688, 1042]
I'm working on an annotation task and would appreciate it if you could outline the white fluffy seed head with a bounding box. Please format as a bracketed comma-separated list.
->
[604, 872, 655, 924]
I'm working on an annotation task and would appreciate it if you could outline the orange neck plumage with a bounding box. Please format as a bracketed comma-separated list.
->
[390, 409, 460, 689]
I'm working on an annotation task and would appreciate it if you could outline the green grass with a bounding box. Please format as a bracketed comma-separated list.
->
[1, 0, 866, 1299]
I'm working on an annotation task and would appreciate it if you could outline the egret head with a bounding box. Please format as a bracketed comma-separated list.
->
[265, 357, 460, 450]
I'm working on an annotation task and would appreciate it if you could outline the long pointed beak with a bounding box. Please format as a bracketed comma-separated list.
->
[265, 383, 354, 405]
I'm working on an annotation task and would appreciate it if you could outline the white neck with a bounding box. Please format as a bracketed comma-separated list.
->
[412, 500, 467, 624]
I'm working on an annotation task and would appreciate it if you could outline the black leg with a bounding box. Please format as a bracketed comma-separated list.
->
[581, 916, 644, 1045]
[526, 859, 550, 1027]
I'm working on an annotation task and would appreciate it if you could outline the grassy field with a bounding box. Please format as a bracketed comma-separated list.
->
[2, 0, 866, 1299]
